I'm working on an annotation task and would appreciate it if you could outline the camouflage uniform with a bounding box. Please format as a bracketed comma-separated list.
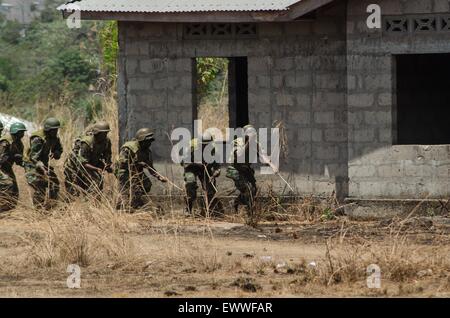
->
[77, 135, 112, 193]
[226, 126, 259, 214]
[115, 128, 166, 211]
[64, 123, 112, 197]
[63, 135, 84, 197]
[183, 136, 222, 216]
[24, 122, 63, 209]
[0, 132, 25, 211]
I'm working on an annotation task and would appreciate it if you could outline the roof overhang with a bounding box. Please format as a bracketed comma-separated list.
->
[58, 0, 336, 23]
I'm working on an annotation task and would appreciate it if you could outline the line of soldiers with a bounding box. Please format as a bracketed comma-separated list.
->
[0, 118, 262, 217]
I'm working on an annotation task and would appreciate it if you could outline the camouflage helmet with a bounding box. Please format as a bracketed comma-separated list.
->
[10, 122, 27, 135]
[91, 121, 111, 135]
[200, 131, 214, 144]
[43, 117, 61, 131]
[135, 128, 155, 142]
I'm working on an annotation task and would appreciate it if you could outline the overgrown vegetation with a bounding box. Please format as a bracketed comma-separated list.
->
[0, 0, 117, 122]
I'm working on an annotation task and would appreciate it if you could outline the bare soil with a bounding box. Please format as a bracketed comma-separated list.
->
[0, 211, 449, 298]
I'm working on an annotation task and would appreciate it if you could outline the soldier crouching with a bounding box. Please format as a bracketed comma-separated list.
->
[24, 118, 63, 210]
[115, 128, 167, 211]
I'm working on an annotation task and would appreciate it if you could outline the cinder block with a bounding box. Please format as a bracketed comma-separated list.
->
[314, 111, 335, 124]
[403, 0, 433, 14]
[285, 74, 311, 88]
[289, 111, 311, 125]
[377, 165, 403, 177]
[140, 58, 165, 74]
[349, 165, 377, 177]
[378, 93, 392, 106]
[314, 74, 342, 89]
[126, 40, 149, 56]
[325, 128, 347, 142]
[364, 74, 392, 90]
[274, 57, 295, 71]
[128, 77, 151, 91]
[312, 129, 323, 142]
[276, 94, 295, 107]
[296, 93, 312, 108]
[353, 128, 376, 142]
[314, 145, 339, 160]
[348, 94, 374, 107]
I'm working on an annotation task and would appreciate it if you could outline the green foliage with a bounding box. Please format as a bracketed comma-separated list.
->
[40, 0, 62, 23]
[196, 57, 228, 101]
[0, 57, 16, 91]
[99, 21, 118, 79]
[321, 207, 335, 221]
[0, 20, 22, 44]
[0, 12, 113, 121]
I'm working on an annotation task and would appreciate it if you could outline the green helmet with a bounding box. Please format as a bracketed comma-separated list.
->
[43, 117, 61, 131]
[10, 122, 27, 135]
[91, 121, 111, 135]
[135, 128, 155, 142]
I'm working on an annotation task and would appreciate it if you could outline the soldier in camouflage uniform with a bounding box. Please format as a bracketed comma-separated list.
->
[115, 128, 167, 211]
[226, 125, 262, 216]
[64, 125, 92, 197]
[24, 118, 63, 209]
[64, 122, 112, 198]
[0, 122, 27, 212]
[182, 133, 222, 217]
[0, 121, 4, 137]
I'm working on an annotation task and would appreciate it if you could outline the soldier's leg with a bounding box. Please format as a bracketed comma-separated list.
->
[199, 172, 222, 217]
[117, 174, 131, 211]
[48, 168, 60, 203]
[245, 169, 257, 214]
[25, 172, 47, 209]
[64, 165, 79, 198]
[85, 170, 103, 197]
[133, 175, 152, 210]
[183, 171, 197, 214]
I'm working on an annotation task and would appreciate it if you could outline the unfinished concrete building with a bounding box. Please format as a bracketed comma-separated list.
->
[58, 0, 450, 217]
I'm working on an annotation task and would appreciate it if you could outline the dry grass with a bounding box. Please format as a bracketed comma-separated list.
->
[0, 89, 449, 297]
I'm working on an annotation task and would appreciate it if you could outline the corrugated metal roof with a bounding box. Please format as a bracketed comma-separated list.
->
[57, 0, 303, 13]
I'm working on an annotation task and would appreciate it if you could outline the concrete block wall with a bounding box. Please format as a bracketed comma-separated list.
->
[347, 0, 450, 198]
[117, 2, 349, 197]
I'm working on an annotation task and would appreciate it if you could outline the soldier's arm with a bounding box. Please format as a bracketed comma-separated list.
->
[13, 150, 24, 167]
[118, 148, 132, 170]
[52, 137, 63, 160]
[210, 146, 221, 177]
[29, 136, 44, 164]
[0, 141, 10, 165]
[145, 151, 167, 182]
[79, 143, 101, 173]
[103, 139, 113, 171]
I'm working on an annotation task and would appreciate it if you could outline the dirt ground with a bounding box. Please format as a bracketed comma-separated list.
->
[0, 207, 449, 298]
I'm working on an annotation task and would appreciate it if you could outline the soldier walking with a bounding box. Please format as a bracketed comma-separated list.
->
[115, 128, 167, 211]
[64, 121, 112, 198]
[226, 125, 262, 218]
[24, 118, 63, 209]
[182, 133, 222, 217]
[0, 123, 27, 212]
